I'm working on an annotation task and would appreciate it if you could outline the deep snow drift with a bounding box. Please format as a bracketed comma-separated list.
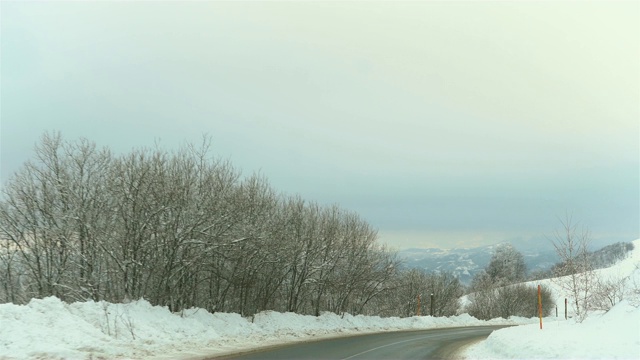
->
[0, 239, 638, 360]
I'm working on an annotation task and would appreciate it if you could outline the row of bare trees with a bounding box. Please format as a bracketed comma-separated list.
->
[0, 133, 412, 316]
[379, 268, 464, 317]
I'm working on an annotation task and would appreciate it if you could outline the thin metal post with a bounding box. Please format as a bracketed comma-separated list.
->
[430, 293, 434, 316]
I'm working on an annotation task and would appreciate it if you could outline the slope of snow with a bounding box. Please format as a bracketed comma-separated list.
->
[0, 239, 638, 360]
[463, 239, 640, 359]
[532, 238, 640, 317]
[463, 300, 639, 359]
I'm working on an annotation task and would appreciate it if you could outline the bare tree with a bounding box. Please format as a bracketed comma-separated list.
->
[0, 133, 76, 300]
[426, 271, 464, 316]
[381, 269, 463, 318]
[485, 243, 527, 286]
[0, 235, 24, 303]
[393, 268, 426, 317]
[467, 271, 496, 320]
[550, 215, 594, 322]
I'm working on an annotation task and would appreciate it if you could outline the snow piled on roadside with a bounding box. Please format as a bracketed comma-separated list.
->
[464, 299, 640, 359]
[0, 297, 535, 360]
[463, 239, 640, 360]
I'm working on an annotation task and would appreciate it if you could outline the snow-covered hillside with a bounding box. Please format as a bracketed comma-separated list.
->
[464, 238, 640, 359]
[0, 240, 638, 360]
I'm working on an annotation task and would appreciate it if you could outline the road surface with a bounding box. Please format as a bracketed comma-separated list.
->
[213, 325, 507, 359]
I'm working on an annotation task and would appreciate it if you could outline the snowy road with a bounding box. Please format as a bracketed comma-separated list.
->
[214, 326, 509, 360]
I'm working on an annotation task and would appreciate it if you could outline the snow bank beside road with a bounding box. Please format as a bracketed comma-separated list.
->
[6, 293, 636, 360]
[0, 297, 534, 360]
[464, 299, 640, 359]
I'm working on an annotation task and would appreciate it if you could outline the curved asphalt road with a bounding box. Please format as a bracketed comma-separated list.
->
[213, 325, 507, 360]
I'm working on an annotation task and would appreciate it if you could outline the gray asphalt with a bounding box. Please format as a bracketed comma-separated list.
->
[212, 325, 507, 360]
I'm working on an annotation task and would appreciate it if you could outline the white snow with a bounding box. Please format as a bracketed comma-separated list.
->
[463, 299, 640, 359]
[0, 297, 533, 359]
[0, 297, 535, 359]
[1, 239, 638, 360]
[463, 239, 640, 360]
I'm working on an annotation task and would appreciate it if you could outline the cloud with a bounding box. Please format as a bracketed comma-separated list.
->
[1, 1, 638, 248]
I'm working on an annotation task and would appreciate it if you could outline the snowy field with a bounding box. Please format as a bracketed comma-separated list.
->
[1, 240, 638, 360]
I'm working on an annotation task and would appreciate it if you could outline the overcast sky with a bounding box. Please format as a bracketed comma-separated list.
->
[1, 1, 638, 250]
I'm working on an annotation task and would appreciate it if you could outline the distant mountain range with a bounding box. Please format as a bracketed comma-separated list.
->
[397, 243, 559, 285]
[397, 238, 634, 286]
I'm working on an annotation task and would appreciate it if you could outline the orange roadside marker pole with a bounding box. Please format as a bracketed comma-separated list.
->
[538, 285, 543, 330]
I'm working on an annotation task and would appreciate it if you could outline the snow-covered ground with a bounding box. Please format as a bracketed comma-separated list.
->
[463, 299, 639, 359]
[1, 239, 638, 360]
[464, 238, 640, 360]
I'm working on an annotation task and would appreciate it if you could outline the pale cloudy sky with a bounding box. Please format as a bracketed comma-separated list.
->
[1, 1, 638, 249]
